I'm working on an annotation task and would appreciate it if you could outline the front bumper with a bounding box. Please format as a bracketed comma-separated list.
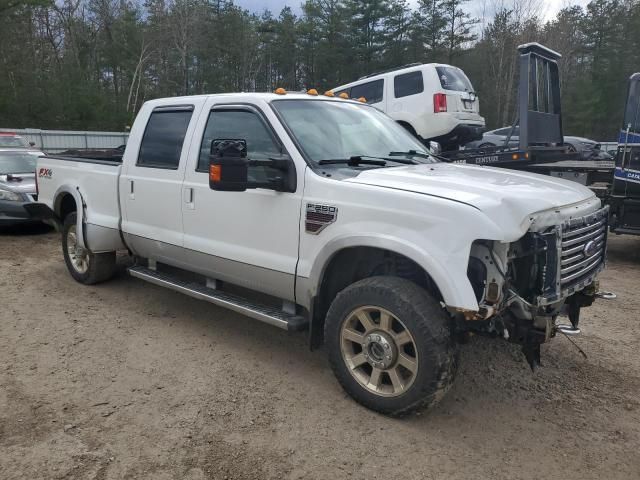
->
[0, 200, 36, 226]
[461, 205, 609, 367]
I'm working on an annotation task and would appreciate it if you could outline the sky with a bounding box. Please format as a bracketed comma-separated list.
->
[234, 0, 592, 23]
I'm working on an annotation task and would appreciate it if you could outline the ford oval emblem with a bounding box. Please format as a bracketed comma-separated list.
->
[583, 240, 598, 256]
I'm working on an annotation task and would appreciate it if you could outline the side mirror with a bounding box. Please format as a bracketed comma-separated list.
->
[209, 139, 249, 191]
[429, 141, 442, 155]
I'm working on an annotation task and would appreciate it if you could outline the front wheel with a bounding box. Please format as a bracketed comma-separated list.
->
[325, 276, 458, 415]
[62, 212, 116, 284]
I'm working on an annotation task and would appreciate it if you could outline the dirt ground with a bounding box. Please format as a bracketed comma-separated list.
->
[1, 225, 639, 480]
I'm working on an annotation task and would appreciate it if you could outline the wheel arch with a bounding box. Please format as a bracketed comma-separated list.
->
[53, 186, 87, 249]
[304, 237, 474, 349]
[396, 120, 418, 138]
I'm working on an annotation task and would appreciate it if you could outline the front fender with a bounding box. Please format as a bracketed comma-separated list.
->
[297, 233, 480, 311]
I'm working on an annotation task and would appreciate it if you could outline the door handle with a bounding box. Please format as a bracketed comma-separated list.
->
[184, 187, 194, 209]
[129, 180, 135, 199]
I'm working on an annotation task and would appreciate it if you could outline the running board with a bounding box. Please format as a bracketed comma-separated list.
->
[128, 266, 308, 332]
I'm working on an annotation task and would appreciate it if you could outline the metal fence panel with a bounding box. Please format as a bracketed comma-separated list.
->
[0, 128, 129, 153]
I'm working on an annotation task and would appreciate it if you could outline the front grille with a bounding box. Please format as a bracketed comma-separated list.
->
[559, 206, 609, 292]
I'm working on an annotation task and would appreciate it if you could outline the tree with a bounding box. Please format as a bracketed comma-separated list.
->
[441, 0, 476, 62]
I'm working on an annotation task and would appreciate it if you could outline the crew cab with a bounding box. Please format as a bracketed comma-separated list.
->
[29, 91, 608, 415]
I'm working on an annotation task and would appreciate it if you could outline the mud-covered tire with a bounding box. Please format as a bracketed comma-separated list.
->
[62, 212, 116, 285]
[325, 276, 458, 415]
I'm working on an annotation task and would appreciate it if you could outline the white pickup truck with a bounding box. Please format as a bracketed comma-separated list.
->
[30, 91, 608, 415]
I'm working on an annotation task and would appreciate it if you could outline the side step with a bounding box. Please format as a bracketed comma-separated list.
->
[128, 266, 308, 332]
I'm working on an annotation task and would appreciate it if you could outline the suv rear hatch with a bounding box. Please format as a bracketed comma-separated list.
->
[435, 66, 481, 119]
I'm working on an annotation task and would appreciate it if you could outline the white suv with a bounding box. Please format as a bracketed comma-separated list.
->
[333, 63, 485, 149]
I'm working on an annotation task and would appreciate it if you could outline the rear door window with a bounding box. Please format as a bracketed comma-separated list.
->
[394, 71, 424, 98]
[137, 107, 193, 169]
[435, 66, 474, 92]
[350, 80, 384, 104]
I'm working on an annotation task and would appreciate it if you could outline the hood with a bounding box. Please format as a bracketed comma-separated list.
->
[345, 163, 597, 232]
[0, 173, 36, 195]
[565, 136, 596, 145]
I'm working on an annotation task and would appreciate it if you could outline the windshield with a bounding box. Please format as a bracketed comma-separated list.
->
[624, 78, 640, 134]
[435, 66, 474, 92]
[0, 151, 39, 174]
[0, 135, 29, 148]
[271, 99, 435, 165]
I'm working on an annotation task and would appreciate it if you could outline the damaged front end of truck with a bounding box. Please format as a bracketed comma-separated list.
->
[461, 205, 609, 369]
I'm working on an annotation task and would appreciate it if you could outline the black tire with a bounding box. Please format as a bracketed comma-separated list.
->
[62, 212, 116, 285]
[325, 276, 458, 416]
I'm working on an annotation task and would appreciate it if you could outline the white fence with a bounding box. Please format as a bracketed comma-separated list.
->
[0, 128, 129, 153]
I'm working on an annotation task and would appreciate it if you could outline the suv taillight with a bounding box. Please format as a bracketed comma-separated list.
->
[433, 93, 447, 113]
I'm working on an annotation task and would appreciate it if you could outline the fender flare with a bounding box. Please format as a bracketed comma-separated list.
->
[303, 233, 479, 311]
[53, 185, 88, 249]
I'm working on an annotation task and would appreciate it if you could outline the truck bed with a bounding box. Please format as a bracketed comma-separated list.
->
[37, 155, 124, 251]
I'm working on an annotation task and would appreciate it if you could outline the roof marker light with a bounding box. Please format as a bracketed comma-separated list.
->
[307, 88, 318, 96]
[324, 90, 335, 97]
[274, 87, 286, 95]
[358, 97, 366, 103]
[339, 93, 349, 99]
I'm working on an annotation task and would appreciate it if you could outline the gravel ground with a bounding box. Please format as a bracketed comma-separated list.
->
[1, 225, 639, 480]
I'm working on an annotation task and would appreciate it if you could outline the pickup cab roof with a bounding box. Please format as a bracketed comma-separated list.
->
[142, 92, 364, 108]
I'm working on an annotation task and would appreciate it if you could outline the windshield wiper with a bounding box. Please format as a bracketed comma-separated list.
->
[318, 156, 387, 166]
[388, 150, 430, 160]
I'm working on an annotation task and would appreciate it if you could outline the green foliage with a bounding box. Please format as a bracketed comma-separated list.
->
[0, 0, 636, 140]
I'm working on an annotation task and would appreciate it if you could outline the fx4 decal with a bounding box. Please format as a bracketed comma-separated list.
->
[38, 168, 52, 179]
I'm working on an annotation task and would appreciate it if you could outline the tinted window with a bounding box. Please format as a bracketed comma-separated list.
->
[394, 71, 424, 98]
[435, 66, 474, 92]
[198, 110, 281, 182]
[137, 108, 193, 169]
[350, 80, 384, 104]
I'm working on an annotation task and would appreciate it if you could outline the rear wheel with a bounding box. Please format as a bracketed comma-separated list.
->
[62, 212, 116, 284]
[325, 276, 458, 415]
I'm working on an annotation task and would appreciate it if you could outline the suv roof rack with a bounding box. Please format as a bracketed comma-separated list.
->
[358, 63, 423, 80]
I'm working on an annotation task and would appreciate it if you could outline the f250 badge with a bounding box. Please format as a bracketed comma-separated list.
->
[38, 168, 52, 179]
[305, 203, 337, 234]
